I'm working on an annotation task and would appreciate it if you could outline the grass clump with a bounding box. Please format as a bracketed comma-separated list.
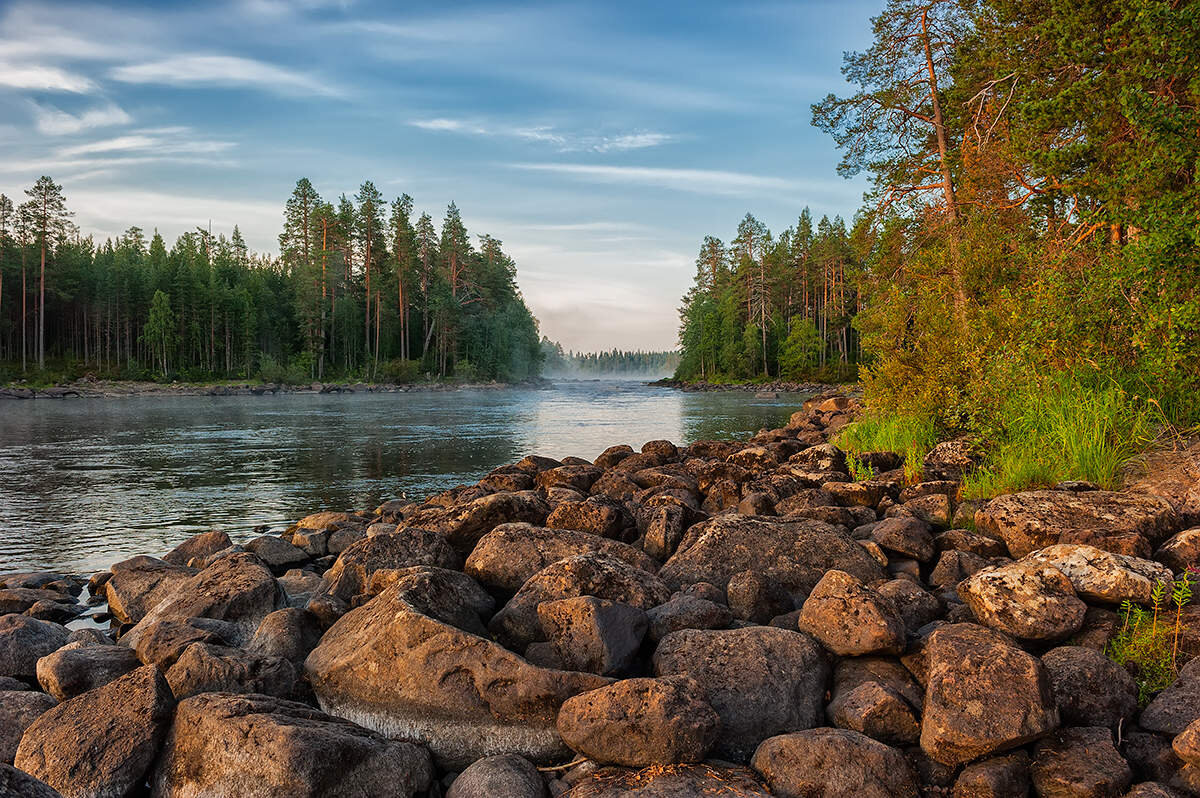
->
[836, 411, 938, 483]
[1106, 572, 1197, 705]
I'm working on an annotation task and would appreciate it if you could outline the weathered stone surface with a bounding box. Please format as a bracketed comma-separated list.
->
[545, 497, 626, 539]
[975, 491, 1178, 559]
[0, 590, 75, 617]
[645, 595, 731, 641]
[248, 608, 323, 666]
[121, 553, 285, 649]
[828, 679, 920, 746]
[489, 553, 670, 650]
[305, 585, 609, 769]
[951, 752, 1030, 798]
[324, 529, 460, 600]
[130, 617, 237, 669]
[751, 728, 919, 798]
[35, 643, 140, 701]
[0, 764, 64, 798]
[165, 642, 296, 699]
[0, 616, 67, 682]
[660, 515, 884, 595]
[423, 491, 550, 551]
[1139, 658, 1200, 735]
[0, 690, 56, 765]
[790, 443, 847, 473]
[538, 597, 647, 676]
[1042, 646, 1137, 729]
[1030, 727, 1132, 798]
[798, 570, 906, 656]
[366, 566, 495, 637]
[1174, 718, 1200, 766]
[104, 556, 195, 625]
[15, 665, 175, 798]
[871, 517, 935, 562]
[957, 560, 1087, 640]
[557, 676, 720, 767]
[446, 754, 547, 798]
[920, 623, 1059, 766]
[901, 494, 955, 529]
[1157, 527, 1200, 573]
[1021, 544, 1174, 604]
[245, 535, 309, 571]
[465, 524, 656, 592]
[930, 550, 995, 589]
[936, 528, 1010, 558]
[653, 626, 828, 761]
[878, 579, 944, 632]
[726, 569, 794, 623]
[564, 764, 770, 797]
[163, 530, 232, 566]
[151, 692, 433, 798]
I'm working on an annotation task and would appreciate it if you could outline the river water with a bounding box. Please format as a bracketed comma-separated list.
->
[0, 381, 809, 574]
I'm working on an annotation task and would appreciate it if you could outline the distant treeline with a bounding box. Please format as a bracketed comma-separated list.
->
[540, 339, 679, 376]
[0, 177, 543, 384]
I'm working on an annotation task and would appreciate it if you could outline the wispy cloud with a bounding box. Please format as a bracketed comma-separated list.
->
[111, 54, 336, 97]
[31, 102, 131, 135]
[508, 162, 798, 197]
[57, 127, 235, 158]
[0, 63, 94, 93]
[411, 118, 672, 153]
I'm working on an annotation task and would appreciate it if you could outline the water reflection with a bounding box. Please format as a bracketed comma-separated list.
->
[0, 381, 808, 573]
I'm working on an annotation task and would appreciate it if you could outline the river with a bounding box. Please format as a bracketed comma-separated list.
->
[0, 380, 809, 574]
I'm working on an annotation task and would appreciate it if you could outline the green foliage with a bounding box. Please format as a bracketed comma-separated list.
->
[1107, 572, 1197, 705]
[778, 319, 824, 379]
[845, 453, 877, 482]
[255, 354, 307, 385]
[540, 340, 679, 377]
[378, 358, 421, 383]
[836, 410, 938, 483]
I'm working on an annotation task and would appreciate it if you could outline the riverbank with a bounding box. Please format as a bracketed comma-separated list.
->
[653, 377, 853, 394]
[1, 393, 1198, 796]
[0, 377, 550, 400]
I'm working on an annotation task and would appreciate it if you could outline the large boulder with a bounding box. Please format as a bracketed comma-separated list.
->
[952, 752, 1031, 798]
[563, 764, 770, 797]
[305, 585, 609, 769]
[0, 616, 68, 683]
[826, 658, 922, 746]
[653, 626, 829, 762]
[957, 560, 1087, 641]
[1139, 658, 1200, 735]
[422, 491, 550, 551]
[465, 524, 656, 592]
[1041, 646, 1137, 728]
[446, 754, 547, 798]
[538, 597, 647, 677]
[545, 497, 626, 539]
[151, 692, 433, 798]
[920, 623, 1059, 765]
[323, 530, 460, 600]
[15, 665, 175, 798]
[1020, 544, 1174, 604]
[556, 676, 720, 767]
[35, 642, 140, 701]
[975, 491, 1177, 559]
[163, 530, 232, 567]
[797, 570, 906, 656]
[366, 566, 495, 637]
[165, 642, 296, 700]
[120, 553, 285, 649]
[104, 556, 196, 625]
[646, 595, 732, 642]
[751, 729, 919, 798]
[130, 617, 237, 669]
[1029, 726, 1132, 798]
[659, 516, 884, 595]
[248, 608, 324, 667]
[0, 690, 57, 764]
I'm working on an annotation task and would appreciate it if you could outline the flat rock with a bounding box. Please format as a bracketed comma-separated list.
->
[957, 560, 1087, 640]
[465, 524, 656, 592]
[798, 569, 906, 656]
[751, 728, 919, 798]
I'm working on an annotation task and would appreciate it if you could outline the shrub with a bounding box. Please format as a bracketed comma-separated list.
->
[1106, 571, 1197, 705]
[379, 358, 420, 384]
[836, 410, 939, 482]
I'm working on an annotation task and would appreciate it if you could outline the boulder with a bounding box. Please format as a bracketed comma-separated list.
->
[1139, 658, 1200, 735]
[659, 516, 884, 596]
[922, 440, 979, 481]
[536, 465, 604, 494]
[935, 528, 1010, 558]
[727, 570, 794, 624]
[163, 530, 232, 566]
[538, 597, 647, 676]
[1029, 727, 1132, 798]
[975, 491, 1177, 559]
[751, 728, 919, 798]
[35, 643, 140, 701]
[323, 530, 460, 600]
[15, 665, 175, 798]
[447, 754, 547, 798]
[465, 524, 656, 592]
[104, 556, 196, 625]
[797, 570, 907, 656]
[545, 497, 625, 539]
[951, 752, 1030, 797]
[653, 626, 828, 761]
[245, 535, 309, 571]
[790, 444, 847, 473]
[556, 676, 720, 766]
[646, 595, 732, 642]
[0, 616, 68, 682]
[563, 764, 770, 797]
[305, 585, 609, 769]
[0, 764, 63, 798]
[165, 642, 297, 699]
[920, 623, 1059, 765]
[642, 505, 688, 561]
[930, 549, 995, 589]
[248, 608, 324, 666]
[957, 560, 1087, 641]
[1041, 646, 1137, 728]
[877, 579, 944, 632]
[1155, 527, 1200, 574]
[120, 552, 285, 649]
[870, 517, 935, 562]
[900, 494, 955, 529]
[151, 692, 433, 798]
[424, 491, 550, 551]
[489, 553, 670, 651]
[1020, 544, 1174, 604]
[0, 590, 75, 617]
[366, 566, 495, 637]
[828, 677, 920, 746]
[130, 617, 237, 669]
[0, 690, 56, 764]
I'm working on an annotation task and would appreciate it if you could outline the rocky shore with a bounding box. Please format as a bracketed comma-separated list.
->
[0, 378, 542, 400]
[2, 394, 1200, 797]
[653, 377, 838, 394]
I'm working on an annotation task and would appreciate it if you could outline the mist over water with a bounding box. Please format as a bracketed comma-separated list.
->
[0, 381, 810, 574]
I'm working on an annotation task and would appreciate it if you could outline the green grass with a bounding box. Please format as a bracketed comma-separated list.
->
[961, 377, 1155, 499]
[836, 410, 939, 482]
[1106, 575, 1196, 705]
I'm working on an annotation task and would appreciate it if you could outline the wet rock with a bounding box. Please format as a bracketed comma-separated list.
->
[952, 751, 1030, 798]
[920, 623, 1058, 765]
[1140, 658, 1200, 735]
[653, 626, 828, 761]
[660, 515, 884, 596]
[557, 675, 720, 766]
[751, 728, 919, 798]
[305, 584, 608, 769]
[466, 524, 656, 592]
[489, 552, 670, 650]
[35, 642, 140, 701]
[248, 607, 323, 666]
[324, 529, 460, 600]
[447, 754, 547, 798]
[1042, 646, 1137, 728]
[151, 692, 433, 798]
[645, 595, 732, 641]
[1156, 527, 1200, 574]
[130, 617, 237, 669]
[1030, 726, 1132, 798]
[245, 535, 309, 571]
[871, 517, 935, 562]
[1021, 544, 1174, 604]
[975, 491, 1177, 559]
[15, 665, 174, 798]
[727, 570, 794, 624]
[798, 569, 907, 656]
[0, 616, 68, 682]
[0, 690, 56, 765]
[104, 556, 196, 625]
[957, 560, 1087, 640]
[163, 530, 232, 566]
[538, 597, 647, 676]
[165, 642, 297, 699]
[0, 764, 63, 798]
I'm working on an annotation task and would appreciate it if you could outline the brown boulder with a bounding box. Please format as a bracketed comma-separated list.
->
[1030, 726, 1132, 798]
[35, 643, 140, 701]
[797, 570, 907, 656]
[0, 764, 63, 798]
[323, 529, 460, 600]
[1042, 646, 1137, 729]
[423, 491, 550, 551]
[538, 597, 647, 676]
[751, 728, 919, 798]
[165, 642, 296, 700]
[446, 754, 547, 798]
[163, 530, 232, 567]
[465, 524, 655, 592]
[0, 690, 57, 765]
[104, 556, 196, 625]
[957, 560, 1087, 641]
[0, 616, 68, 683]
[545, 497, 626, 539]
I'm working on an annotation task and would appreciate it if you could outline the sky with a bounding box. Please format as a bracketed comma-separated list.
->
[0, 0, 878, 352]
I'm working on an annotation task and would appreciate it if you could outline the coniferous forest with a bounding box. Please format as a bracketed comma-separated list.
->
[0, 177, 544, 384]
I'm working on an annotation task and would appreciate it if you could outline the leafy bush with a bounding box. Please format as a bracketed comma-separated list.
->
[1106, 572, 1196, 705]
[379, 358, 420, 384]
[256, 354, 307, 385]
[836, 410, 939, 482]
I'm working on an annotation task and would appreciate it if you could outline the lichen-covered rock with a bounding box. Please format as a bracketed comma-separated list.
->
[797, 570, 906, 656]
[1029, 727, 1131, 798]
[1020, 544, 1174, 604]
[465, 524, 655, 592]
[957, 561, 1087, 641]
[751, 728, 919, 798]
[545, 497, 626, 539]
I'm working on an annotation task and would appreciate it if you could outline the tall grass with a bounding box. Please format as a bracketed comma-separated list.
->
[961, 376, 1156, 499]
[836, 411, 939, 482]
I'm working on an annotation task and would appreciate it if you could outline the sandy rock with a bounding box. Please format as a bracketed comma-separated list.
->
[798, 569, 906, 656]
[323, 529, 460, 600]
[165, 642, 296, 699]
[465, 524, 656, 592]
[751, 728, 919, 798]
[538, 597, 647, 676]
[0, 616, 68, 682]
[1021, 544, 1174, 604]
[35, 643, 140, 701]
[447, 754, 547, 798]
[1042, 646, 1137, 728]
[0, 690, 57, 765]
[104, 556, 196, 625]
[151, 692, 433, 798]
[957, 560, 1087, 640]
[163, 530, 232, 567]
[1030, 726, 1132, 798]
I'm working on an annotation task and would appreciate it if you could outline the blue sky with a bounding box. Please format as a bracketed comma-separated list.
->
[0, 0, 877, 351]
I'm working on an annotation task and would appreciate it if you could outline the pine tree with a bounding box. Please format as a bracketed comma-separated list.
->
[24, 176, 71, 369]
